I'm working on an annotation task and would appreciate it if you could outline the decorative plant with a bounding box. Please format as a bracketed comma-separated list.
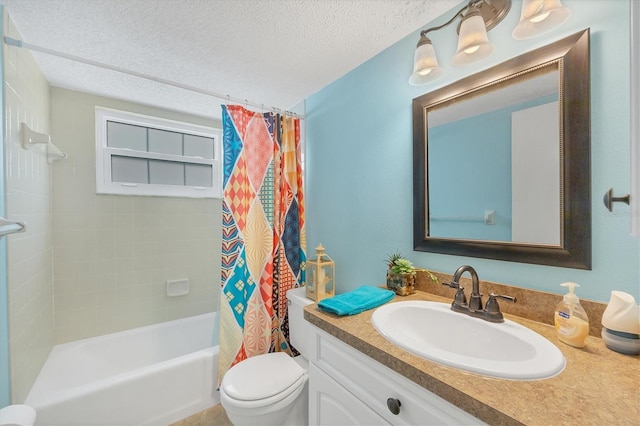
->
[386, 252, 438, 282]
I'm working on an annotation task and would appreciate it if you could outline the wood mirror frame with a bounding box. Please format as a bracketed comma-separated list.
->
[412, 29, 591, 269]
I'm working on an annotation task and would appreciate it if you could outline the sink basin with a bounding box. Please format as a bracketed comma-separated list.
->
[371, 301, 565, 380]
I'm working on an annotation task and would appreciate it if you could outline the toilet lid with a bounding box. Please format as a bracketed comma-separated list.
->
[221, 352, 305, 401]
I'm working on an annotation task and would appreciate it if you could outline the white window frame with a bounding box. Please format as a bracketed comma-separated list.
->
[95, 107, 222, 198]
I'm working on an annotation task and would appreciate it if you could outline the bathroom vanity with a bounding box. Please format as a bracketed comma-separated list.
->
[308, 324, 483, 425]
[304, 291, 640, 425]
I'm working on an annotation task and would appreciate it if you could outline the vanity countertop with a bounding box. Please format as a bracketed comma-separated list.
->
[304, 291, 640, 426]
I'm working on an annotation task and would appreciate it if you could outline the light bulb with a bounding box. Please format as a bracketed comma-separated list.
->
[530, 12, 550, 23]
[464, 45, 480, 54]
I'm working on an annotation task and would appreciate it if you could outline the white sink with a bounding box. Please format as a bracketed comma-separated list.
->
[371, 301, 565, 380]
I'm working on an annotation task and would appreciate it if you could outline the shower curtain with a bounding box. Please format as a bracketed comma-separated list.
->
[218, 105, 305, 384]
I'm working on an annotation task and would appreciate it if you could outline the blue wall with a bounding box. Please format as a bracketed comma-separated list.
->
[305, 0, 639, 302]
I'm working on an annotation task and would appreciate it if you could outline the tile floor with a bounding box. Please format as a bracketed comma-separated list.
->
[170, 404, 232, 426]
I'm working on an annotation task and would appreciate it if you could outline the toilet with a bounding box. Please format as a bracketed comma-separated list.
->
[0, 404, 36, 426]
[220, 287, 314, 426]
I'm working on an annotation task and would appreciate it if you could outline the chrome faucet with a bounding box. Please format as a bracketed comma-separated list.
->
[442, 265, 516, 323]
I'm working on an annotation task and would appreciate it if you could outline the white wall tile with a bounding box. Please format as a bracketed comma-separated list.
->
[9, 47, 221, 393]
[4, 10, 54, 403]
[49, 87, 222, 343]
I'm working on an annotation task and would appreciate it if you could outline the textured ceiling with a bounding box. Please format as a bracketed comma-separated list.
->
[0, 0, 459, 119]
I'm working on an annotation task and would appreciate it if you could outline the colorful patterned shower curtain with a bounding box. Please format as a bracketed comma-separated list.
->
[218, 105, 305, 384]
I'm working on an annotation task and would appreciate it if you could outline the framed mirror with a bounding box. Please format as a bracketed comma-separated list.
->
[413, 29, 591, 269]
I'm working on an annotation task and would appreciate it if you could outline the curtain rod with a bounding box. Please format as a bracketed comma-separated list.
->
[3, 36, 304, 119]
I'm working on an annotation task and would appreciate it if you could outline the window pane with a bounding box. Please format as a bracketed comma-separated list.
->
[112, 156, 148, 183]
[149, 160, 184, 185]
[184, 134, 214, 159]
[107, 122, 147, 151]
[185, 164, 213, 187]
[149, 128, 182, 155]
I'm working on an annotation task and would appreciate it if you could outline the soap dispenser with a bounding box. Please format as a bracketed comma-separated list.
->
[554, 282, 589, 348]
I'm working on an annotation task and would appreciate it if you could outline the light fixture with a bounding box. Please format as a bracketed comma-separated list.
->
[513, 0, 571, 39]
[409, 34, 443, 86]
[409, 0, 571, 86]
[452, 5, 496, 66]
[409, 0, 511, 85]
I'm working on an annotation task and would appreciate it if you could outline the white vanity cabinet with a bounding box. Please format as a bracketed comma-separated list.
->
[308, 325, 485, 426]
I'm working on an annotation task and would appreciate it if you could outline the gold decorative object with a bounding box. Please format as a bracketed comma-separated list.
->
[307, 244, 335, 302]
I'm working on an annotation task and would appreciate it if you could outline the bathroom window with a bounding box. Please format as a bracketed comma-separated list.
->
[95, 107, 222, 198]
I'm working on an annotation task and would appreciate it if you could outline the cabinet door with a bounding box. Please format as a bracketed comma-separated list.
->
[309, 362, 390, 426]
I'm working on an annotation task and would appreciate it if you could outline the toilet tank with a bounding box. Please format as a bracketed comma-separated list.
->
[286, 287, 314, 356]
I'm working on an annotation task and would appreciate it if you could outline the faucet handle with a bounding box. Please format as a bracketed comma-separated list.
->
[454, 286, 467, 306]
[442, 281, 460, 289]
[490, 293, 517, 303]
[485, 293, 516, 319]
[442, 281, 467, 309]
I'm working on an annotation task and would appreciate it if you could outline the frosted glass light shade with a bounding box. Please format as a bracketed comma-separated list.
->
[513, 0, 571, 40]
[409, 36, 443, 85]
[452, 12, 495, 66]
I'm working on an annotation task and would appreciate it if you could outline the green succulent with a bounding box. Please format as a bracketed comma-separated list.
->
[385, 251, 403, 269]
[385, 252, 438, 282]
[390, 258, 414, 274]
[386, 252, 415, 274]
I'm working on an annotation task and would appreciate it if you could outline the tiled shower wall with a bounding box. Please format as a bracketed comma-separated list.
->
[3, 13, 222, 401]
[3, 11, 55, 403]
[50, 87, 222, 344]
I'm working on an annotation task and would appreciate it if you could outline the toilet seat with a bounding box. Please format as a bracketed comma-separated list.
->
[220, 352, 307, 409]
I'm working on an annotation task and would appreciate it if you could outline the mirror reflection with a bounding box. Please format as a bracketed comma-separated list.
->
[427, 65, 560, 245]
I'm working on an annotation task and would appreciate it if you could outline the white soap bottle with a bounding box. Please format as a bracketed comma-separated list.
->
[554, 282, 589, 348]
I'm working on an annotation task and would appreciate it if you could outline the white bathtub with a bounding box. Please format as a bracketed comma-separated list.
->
[25, 313, 219, 426]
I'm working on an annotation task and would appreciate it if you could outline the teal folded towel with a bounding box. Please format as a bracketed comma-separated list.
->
[318, 285, 395, 316]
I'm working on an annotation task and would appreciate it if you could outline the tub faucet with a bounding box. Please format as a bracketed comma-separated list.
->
[442, 265, 516, 323]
